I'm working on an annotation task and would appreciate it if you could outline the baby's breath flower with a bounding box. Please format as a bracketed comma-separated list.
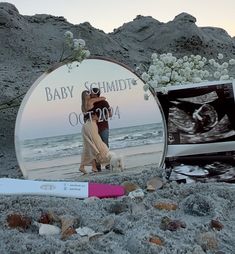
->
[144, 94, 149, 101]
[141, 52, 234, 99]
[218, 53, 224, 60]
[229, 59, 235, 65]
[143, 84, 149, 91]
[64, 31, 73, 39]
[141, 72, 150, 82]
[60, 30, 90, 64]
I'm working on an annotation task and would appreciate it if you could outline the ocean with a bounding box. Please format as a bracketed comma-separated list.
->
[19, 123, 164, 163]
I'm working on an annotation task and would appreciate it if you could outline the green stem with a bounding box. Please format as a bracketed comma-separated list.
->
[0, 92, 26, 107]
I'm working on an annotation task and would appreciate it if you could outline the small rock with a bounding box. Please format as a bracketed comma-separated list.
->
[128, 189, 145, 199]
[160, 216, 186, 231]
[210, 219, 224, 231]
[60, 216, 77, 240]
[101, 217, 115, 233]
[7, 213, 31, 230]
[146, 176, 163, 191]
[108, 202, 129, 214]
[38, 212, 52, 224]
[182, 194, 213, 216]
[154, 202, 178, 211]
[38, 223, 61, 236]
[122, 181, 140, 194]
[197, 232, 218, 252]
[149, 235, 164, 246]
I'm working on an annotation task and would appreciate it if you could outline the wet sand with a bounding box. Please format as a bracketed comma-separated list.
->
[23, 143, 165, 180]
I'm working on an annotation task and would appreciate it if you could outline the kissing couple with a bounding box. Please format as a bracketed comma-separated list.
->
[79, 87, 113, 174]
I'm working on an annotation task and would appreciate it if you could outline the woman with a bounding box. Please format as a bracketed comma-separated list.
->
[79, 90, 110, 174]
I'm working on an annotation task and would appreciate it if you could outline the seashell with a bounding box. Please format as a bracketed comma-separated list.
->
[154, 202, 178, 211]
[146, 177, 163, 191]
[76, 226, 103, 239]
[7, 213, 31, 230]
[128, 189, 144, 199]
[122, 181, 140, 194]
[149, 235, 164, 245]
[47, 211, 60, 222]
[37, 223, 61, 236]
[60, 216, 77, 240]
[76, 226, 95, 237]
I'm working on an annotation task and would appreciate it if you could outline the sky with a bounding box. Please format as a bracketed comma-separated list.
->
[4, 0, 235, 37]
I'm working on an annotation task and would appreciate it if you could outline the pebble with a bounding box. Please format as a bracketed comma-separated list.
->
[197, 232, 218, 251]
[210, 219, 224, 231]
[182, 194, 213, 216]
[149, 235, 164, 246]
[146, 176, 163, 191]
[38, 223, 61, 236]
[160, 216, 186, 231]
[121, 181, 140, 194]
[7, 213, 31, 230]
[128, 189, 145, 199]
[154, 202, 178, 211]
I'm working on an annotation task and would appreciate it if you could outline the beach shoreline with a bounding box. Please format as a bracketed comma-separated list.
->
[22, 143, 164, 180]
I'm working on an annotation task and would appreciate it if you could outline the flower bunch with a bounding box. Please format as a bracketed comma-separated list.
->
[140, 53, 235, 99]
[59, 31, 90, 63]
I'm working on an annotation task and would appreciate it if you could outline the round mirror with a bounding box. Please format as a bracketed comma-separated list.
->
[15, 58, 167, 180]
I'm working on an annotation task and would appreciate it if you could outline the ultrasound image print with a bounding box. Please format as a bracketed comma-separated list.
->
[167, 83, 235, 144]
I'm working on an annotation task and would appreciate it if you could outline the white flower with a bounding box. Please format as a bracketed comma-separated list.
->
[209, 59, 215, 65]
[131, 79, 138, 85]
[220, 75, 229, 80]
[140, 51, 235, 101]
[83, 49, 90, 58]
[64, 31, 73, 39]
[161, 76, 170, 83]
[183, 56, 188, 61]
[214, 71, 221, 79]
[144, 94, 149, 101]
[151, 53, 158, 60]
[218, 53, 223, 60]
[222, 62, 229, 69]
[148, 65, 157, 75]
[141, 72, 150, 82]
[73, 39, 86, 49]
[191, 77, 202, 83]
[143, 84, 149, 91]
[195, 55, 202, 61]
[229, 59, 235, 65]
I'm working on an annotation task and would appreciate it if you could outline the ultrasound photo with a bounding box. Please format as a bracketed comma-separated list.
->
[167, 83, 235, 144]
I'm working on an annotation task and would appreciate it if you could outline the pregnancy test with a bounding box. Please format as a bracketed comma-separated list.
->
[0, 178, 125, 198]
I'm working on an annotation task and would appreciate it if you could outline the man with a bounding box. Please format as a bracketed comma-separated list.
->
[90, 88, 112, 170]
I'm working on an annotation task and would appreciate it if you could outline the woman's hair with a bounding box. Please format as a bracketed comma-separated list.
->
[81, 90, 89, 112]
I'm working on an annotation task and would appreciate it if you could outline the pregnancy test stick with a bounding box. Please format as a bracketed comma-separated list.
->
[0, 178, 125, 198]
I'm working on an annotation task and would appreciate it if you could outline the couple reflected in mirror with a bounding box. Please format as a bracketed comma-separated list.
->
[79, 88, 115, 174]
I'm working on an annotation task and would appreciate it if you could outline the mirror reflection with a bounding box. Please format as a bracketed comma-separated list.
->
[15, 58, 166, 180]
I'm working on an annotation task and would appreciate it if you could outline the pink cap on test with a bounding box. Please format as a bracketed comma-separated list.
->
[88, 182, 125, 198]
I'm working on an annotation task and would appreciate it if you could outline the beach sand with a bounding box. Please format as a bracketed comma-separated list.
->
[22, 143, 165, 180]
